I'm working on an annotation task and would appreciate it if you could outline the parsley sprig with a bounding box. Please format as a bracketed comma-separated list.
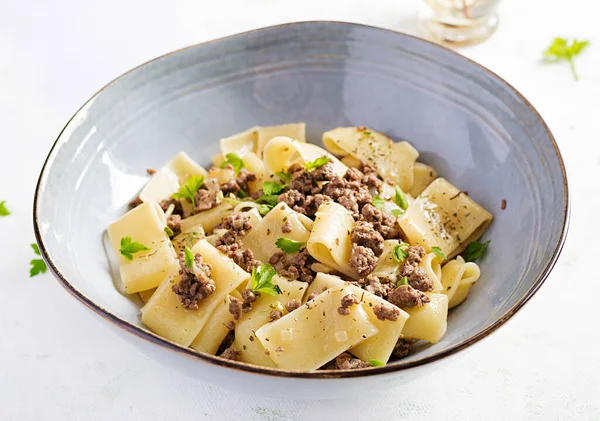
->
[220, 153, 245, 174]
[543, 38, 590, 81]
[372, 196, 385, 209]
[119, 236, 150, 261]
[397, 276, 409, 286]
[305, 156, 331, 171]
[431, 246, 446, 260]
[275, 237, 306, 254]
[30, 243, 47, 277]
[369, 359, 385, 367]
[251, 264, 282, 296]
[172, 175, 204, 208]
[394, 186, 409, 210]
[0, 200, 10, 216]
[462, 240, 490, 262]
[184, 246, 194, 268]
[392, 242, 410, 262]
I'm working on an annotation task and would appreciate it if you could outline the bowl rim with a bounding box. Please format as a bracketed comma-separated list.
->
[33, 20, 570, 379]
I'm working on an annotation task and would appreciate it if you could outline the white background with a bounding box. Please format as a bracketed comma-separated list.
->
[1, 0, 599, 420]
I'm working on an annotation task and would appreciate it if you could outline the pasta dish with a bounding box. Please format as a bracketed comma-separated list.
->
[107, 123, 492, 371]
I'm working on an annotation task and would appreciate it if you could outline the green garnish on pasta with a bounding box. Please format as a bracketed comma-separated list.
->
[172, 175, 204, 208]
[305, 156, 331, 171]
[392, 243, 410, 262]
[184, 246, 194, 268]
[369, 359, 385, 367]
[394, 185, 409, 210]
[275, 238, 306, 254]
[119, 236, 150, 261]
[251, 264, 282, 296]
[262, 181, 285, 195]
[462, 240, 490, 262]
[220, 152, 245, 174]
[431, 246, 446, 260]
[164, 226, 174, 237]
[391, 209, 404, 217]
[397, 276, 409, 286]
[372, 196, 385, 209]
[276, 171, 291, 184]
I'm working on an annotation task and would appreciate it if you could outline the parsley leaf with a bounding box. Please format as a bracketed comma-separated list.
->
[119, 236, 151, 261]
[543, 38, 591, 81]
[251, 263, 282, 296]
[431, 246, 446, 260]
[462, 240, 490, 262]
[363, 131, 372, 136]
[164, 226, 174, 237]
[225, 197, 241, 205]
[30, 243, 47, 277]
[258, 204, 273, 216]
[394, 186, 409, 210]
[0, 200, 10, 216]
[262, 181, 285, 195]
[392, 242, 410, 262]
[184, 246, 194, 268]
[391, 209, 404, 217]
[369, 359, 385, 367]
[220, 152, 245, 174]
[238, 189, 248, 198]
[372, 196, 385, 209]
[257, 194, 279, 206]
[276, 171, 291, 184]
[172, 175, 204, 208]
[397, 276, 409, 286]
[275, 238, 306, 254]
[305, 156, 331, 171]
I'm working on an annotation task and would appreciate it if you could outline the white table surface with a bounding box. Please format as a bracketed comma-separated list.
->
[1, 0, 598, 419]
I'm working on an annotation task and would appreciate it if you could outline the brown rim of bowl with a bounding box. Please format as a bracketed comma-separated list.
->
[33, 21, 570, 379]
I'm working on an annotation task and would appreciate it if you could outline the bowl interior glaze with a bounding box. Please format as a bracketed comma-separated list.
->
[34, 22, 568, 378]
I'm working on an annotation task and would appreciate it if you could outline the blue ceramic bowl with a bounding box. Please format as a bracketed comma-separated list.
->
[34, 22, 568, 398]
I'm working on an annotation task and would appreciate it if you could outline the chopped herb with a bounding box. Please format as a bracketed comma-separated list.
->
[184, 246, 194, 269]
[394, 186, 409, 210]
[543, 37, 590, 81]
[0, 200, 10, 216]
[462, 240, 490, 262]
[30, 243, 47, 277]
[372, 196, 385, 209]
[257, 194, 279, 206]
[369, 359, 385, 367]
[397, 276, 409, 286]
[220, 152, 245, 174]
[305, 156, 331, 171]
[119, 237, 150, 261]
[238, 189, 248, 198]
[225, 197, 241, 205]
[164, 226, 174, 237]
[391, 209, 404, 217]
[363, 131, 372, 136]
[172, 175, 204, 208]
[251, 264, 282, 296]
[275, 238, 306, 254]
[258, 204, 273, 216]
[392, 242, 410, 262]
[431, 246, 446, 260]
[262, 181, 285, 195]
[276, 171, 291, 184]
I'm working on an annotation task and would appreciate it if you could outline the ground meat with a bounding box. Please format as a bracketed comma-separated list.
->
[172, 254, 215, 310]
[220, 347, 241, 361]
[217, 240, 261, 272]
[166, 214, 181, 236]
[387, 285, 430, 308]
[361, 204, 401, 240]
[349, 244, 379, 277]
[362, 171, 382, 190]
[290, 162, 336, 194]
[405, 245, 426, 265]
[393, 338, 418, 358]
[269, 310, 283, 321]
[304, 193, 331, 215]
[281, 219, 292, 233]
[351, 221, 384, 255]
[397, 245, 433, 292]
[275, 346, 284, 352]
[357, 274, 392, 297]
[220, 168, 257, 195]
[280, 249, 315, 283]
[333, 352, 372, 369]
[194, 189, 219, 212]
[226, 321, 235, 330]
[159, 198, 184, 217]
[501, 199, 507, 210]
[277, 189, 307, 215]
[407, 267, 434, 292]
[241, 288, 258, 313]
[285, 299, 301, 312]
[338, 293, 360, 315]
[373, 303, 400, 321]
[228, 297, 242, 320]
[129, 196, 143, 209]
